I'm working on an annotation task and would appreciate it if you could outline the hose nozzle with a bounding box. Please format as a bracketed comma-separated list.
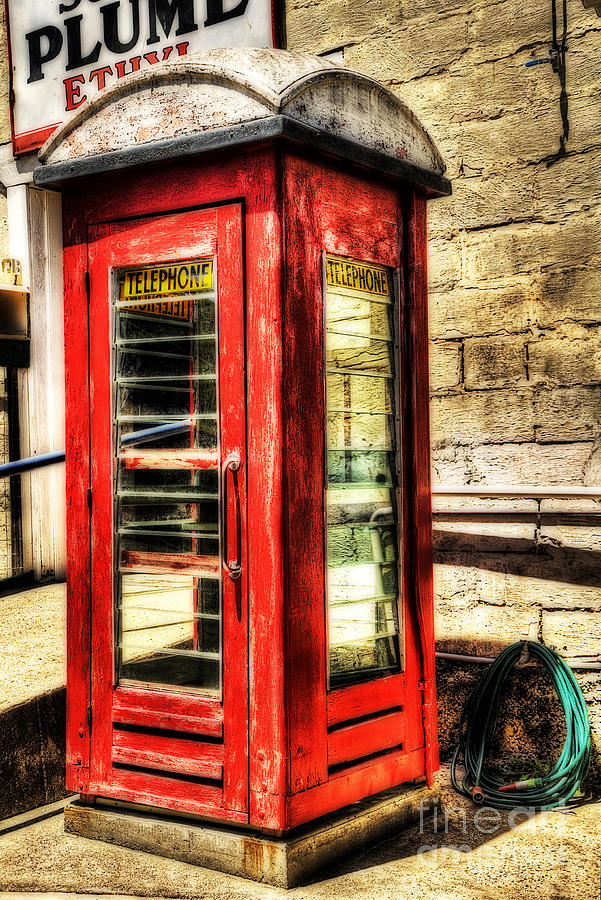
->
[499, 777, 543, 793]
[471, 786, 484, 803]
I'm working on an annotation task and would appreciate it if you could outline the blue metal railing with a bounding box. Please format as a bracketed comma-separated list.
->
[0, 450, 66, 478]
[0, 420, 194, 478]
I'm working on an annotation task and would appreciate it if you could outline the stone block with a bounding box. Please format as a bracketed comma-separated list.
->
[527, 327, 601, 387]
[535, 386, 601, 442]
[428, 281, 537, 339]
[433, 494, 540, 515]
[435, 562, 601, 612]
[451, 441, 594, 486]
[428, 171, 537, 234]
[64, 783, 438, 889]
[456, 212, 601, 286]
[434, 519, 537, 554]
[539, 517, 601, 553]
[427, 239, 463, 292]
[539, 266, 601, 328]
[430, 389, 535, 447]
[463, 335, 527, 389]
[435, 594, 539, 655]
[542, 610, 601, 661]
[286, 0, 395, 55]
[429, 340, 462, 390]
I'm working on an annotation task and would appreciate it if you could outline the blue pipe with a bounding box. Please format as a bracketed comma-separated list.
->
[0, 450, 66, 478]
[0, 422, 192, 478]
[120, 420, 191, 446]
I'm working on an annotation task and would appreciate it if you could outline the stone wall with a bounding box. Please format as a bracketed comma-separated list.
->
[287, 0, 601, 778]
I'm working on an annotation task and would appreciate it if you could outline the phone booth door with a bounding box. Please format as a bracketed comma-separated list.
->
[87, 204, 249, 822]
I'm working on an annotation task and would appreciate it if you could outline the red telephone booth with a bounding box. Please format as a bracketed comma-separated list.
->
[35, 48, 450, 886]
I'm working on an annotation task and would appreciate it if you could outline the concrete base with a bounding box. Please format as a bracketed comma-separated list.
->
[64, 782, 439, 888]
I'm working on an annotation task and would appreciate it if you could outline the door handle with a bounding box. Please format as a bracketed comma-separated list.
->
[221, 452, 241, 581]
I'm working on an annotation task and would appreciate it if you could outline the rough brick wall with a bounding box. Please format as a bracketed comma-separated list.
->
[287, 0, 601, 780]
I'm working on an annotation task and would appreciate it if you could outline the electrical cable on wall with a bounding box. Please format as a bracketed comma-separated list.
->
[549, 0, 570, 165]
[525, 0, 570, 165]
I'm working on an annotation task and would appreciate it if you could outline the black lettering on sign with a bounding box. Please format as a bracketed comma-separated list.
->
[65, 14, 102, 71]
[325, 255, 389, 296]
[147, 0, 199, 46]
[102, 0, 141, 55]
[204, 0, 250, 27]
[26, 26, 63, 83]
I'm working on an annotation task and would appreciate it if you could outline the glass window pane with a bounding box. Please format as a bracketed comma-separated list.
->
[325, 255, 402, 687]
[113, 258, 222, 692]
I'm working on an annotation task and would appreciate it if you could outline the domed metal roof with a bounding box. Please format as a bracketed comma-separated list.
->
[35, 48, 449, 195]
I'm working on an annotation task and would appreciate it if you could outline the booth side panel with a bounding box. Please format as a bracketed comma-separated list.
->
[282, 152, 329, 797]
[404, 192, 439, 782]
[63, 191, 92, 793]
[282, 153, 429, 828]
[245, 152, 288, 831]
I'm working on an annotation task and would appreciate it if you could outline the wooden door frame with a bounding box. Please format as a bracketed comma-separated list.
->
[85, 202, 249, 821]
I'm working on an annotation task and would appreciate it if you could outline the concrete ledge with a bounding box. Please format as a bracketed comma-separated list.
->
[64, 782, 438, 888]
[0, 687, 67, 820]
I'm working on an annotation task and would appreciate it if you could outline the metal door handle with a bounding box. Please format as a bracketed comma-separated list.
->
[221, 452, 241, 580]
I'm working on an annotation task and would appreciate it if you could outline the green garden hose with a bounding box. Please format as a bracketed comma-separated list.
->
[451, 641, 591, 809]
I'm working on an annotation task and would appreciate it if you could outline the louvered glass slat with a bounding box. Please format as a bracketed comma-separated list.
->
[113, 258, 222, 692]
[324, 255, 402, 687]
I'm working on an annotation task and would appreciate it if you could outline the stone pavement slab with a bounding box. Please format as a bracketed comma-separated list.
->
[0, 775, 599, 899]
[0, 582, 65, 712]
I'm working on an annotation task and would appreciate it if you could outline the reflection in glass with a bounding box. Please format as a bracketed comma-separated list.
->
[113, 259, 221, 691]
[325, 255, 402, 687]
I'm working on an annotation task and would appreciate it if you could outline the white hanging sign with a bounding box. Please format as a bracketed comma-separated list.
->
[7, 0, 277, 155]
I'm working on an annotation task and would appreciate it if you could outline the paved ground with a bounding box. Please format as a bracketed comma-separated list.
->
[0, 582, 65, 712]
[0, 772, 599, 899]
[0, 586, 599, 897]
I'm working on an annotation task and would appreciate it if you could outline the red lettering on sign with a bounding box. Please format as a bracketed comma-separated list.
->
[65, 44, 190, 110]
[64, 74, 86, 111]
[89, 66, 113, 91]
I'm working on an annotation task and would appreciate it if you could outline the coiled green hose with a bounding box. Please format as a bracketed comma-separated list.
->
[451, 641, 591, 809]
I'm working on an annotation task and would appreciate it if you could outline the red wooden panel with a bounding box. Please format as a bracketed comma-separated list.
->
[63, 192, 92, 791]
[319, 167, 399, 225]
[112, 729, 223, 780]
[88, 222, 114, 792]
[404, 191, 439, 782]
[216, 203, 249, 816]
[90, 769, 242, 822]
[327, 673, 406, 728]
[113, 687, 223, 738]
[108, 208, 216, 258]
[282, 153, 328, 796]
[328, 710, 406, 768]
[66, 151, 253, 228]
[286, 747, 425, 829]
[121, 449, 218, 470]
[121, 550, 220, 578]
[245, 149, 288, 832]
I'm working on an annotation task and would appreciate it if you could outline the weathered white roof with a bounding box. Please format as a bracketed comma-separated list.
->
[39, 47, 445, 177]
